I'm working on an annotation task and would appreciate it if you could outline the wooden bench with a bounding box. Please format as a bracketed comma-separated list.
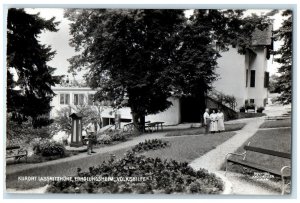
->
[123, 122, 134, 132]
[123, 121, 151, 132]
[145, 121, 164, 132]
[225, 142, 291, 195]
[6, 145, 28, 163]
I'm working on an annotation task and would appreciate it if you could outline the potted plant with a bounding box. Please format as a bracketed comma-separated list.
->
[257, 106, 265, 113]
[239, 106, 246, 113]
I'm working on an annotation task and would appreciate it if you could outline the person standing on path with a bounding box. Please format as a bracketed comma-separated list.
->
[86, 118, 98, 155]
[217, 109, 225, 132]
[203, 108, 211, 134]
[210, 109, 218, 133]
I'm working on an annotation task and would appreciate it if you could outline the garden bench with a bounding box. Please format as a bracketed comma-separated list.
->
[145, 121, 164, 132]
[6, 145, 28, 163]
[123, 121, 151, 132]
[123, 122, 134, 132]
[225, 142, 291, 195]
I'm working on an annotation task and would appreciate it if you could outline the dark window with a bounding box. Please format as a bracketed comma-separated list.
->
[74, 94, 85, 105]
[60, 94, 64, 105]
[79, 94, 84, 105]
[65, 94, 70, 105]
[88, 94, 94, 105]
[60, 94, 70, 105]
[74, 94, 78, 105]
[250, 99, 255, 104]
[250, 70, 256, 87]
[264, 71, 270, 88]
[246, 69, 248, 87]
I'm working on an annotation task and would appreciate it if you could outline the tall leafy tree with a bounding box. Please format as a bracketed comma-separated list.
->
[65, 9, 270, 133]
[272, 10, 292, 104]
[7, 8, 62, 127]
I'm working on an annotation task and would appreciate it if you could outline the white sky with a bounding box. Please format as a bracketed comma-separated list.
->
[25, 8, 286, 79]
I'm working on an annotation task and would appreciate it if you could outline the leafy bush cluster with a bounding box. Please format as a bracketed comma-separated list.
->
[97, 134, 112, 144]
[132, 139, 169, 153]
[47, 152, 224, 194]
[97, 130, 132, 145]
[7, 118, 55, 146]
[256, 106, 265, 113]
[32, 138, 66, 157]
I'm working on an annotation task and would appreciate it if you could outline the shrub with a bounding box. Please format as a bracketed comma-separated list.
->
[32, 139, 65, 157]
[107, 130, 131, 142]
[256, 106, 265, 113]
[245, 103, 255, 110]
[47, 151, 224, 194]
[239, 106, 245, 113]
[97, 134, 112, 144]
[238, 112, 266, 119]
[7, 119, 54, 146]
[132, 139, 169, 153]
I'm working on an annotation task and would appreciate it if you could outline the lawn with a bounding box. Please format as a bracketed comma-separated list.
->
[224, 128, 291, 176]
[141, 131, 236, 163]
[259, 119, 291, 128]
[165, 123, 245, 137]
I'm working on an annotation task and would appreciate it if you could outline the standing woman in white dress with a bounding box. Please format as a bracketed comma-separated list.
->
[217, 109, 225, 132]
[210, 110, 218, 133]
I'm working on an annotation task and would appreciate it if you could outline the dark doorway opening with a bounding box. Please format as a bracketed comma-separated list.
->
[180, 96, 202, 123]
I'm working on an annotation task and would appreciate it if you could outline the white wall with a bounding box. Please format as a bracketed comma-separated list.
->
[50, 87, 97, 117]
[145, 97, 180, 125]
[213, 46, 247, 108]
[213, 46, 268, 109]
[247, 47, 268, 107]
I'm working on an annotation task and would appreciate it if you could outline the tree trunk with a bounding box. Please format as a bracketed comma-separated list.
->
[132, 111, 145, 135]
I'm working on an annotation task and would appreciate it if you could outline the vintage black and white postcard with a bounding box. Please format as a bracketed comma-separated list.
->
[4, 4, 294, 196]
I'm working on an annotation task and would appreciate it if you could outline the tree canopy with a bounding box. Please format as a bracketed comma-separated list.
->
[7, 8, 62, 127]
[272, 10, 292, 104]
[65, 9, 271, 132]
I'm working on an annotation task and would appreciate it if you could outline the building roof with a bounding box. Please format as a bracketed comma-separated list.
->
[69, 113, 84, 119]
[251, 25, 273, 46]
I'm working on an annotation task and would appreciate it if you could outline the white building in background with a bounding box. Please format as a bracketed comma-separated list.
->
[50, 86, 180, 126]
[50, 26, 272, 127]
[214, 26, 272, 108]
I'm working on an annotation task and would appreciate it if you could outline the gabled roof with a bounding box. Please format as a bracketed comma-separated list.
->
[251, 24, 273, 46]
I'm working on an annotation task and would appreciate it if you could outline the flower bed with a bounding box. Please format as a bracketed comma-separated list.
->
[47, 152, 224, 194]
[132, 139, 169, 153]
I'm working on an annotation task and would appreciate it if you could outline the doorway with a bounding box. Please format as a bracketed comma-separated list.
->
[180, 96, 202, 123]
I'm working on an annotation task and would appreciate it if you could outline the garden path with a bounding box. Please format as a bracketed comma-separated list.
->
[189, 103, 291, 195]
[6, 131, 167, 175]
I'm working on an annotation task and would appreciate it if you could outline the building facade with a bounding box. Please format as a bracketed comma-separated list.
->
[213, 26, 272, 109]
[50, 27, 272, 127]
[50, 86, 180, 126]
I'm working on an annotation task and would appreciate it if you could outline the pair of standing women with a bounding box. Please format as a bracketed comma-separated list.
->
[209, 109, 225, 133]
[203, 108, 225, 134]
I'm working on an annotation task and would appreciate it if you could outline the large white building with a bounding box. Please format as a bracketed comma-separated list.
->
[50, 26, 272, 126]
[213, 26, 272, 108]
[50, 86, 181, 126]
